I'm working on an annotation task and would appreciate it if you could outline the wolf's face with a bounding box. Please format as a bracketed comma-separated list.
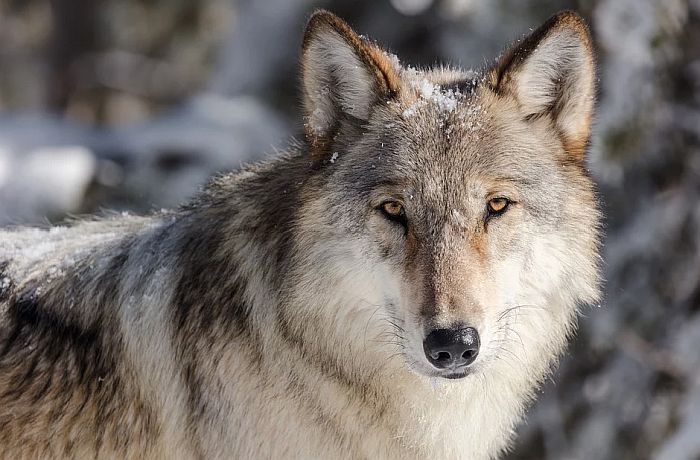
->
[298, 12, 601, 379]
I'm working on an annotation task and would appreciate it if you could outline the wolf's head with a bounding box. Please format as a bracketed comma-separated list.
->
[294, 10, 600, 380]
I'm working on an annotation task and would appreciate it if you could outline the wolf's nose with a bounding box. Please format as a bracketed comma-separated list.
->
[423, 326, 480, 369]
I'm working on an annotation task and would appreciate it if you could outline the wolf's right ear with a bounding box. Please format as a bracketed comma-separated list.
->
[489, 11, 596, 161]
[301, 10, 401, 160]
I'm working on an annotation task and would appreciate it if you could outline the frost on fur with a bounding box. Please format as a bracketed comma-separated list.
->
[300, 10, 401, 158]
[490, 11, 596, 160]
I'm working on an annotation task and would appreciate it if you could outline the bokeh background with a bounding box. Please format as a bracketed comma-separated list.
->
[0, 0, 698, 458]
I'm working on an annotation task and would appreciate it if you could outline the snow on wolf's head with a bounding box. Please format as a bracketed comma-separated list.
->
[295, 10, 601, 380]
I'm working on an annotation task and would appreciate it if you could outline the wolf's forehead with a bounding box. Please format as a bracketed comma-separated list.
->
[391, 93, 490, 167]
[402, 66, 481, 91]
[371, 70, 537, 190]
[385, 111, 538, 200]
[397, 68, 484, 121]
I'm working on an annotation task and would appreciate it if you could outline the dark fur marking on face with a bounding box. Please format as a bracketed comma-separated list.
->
[418, 271, 440, 322]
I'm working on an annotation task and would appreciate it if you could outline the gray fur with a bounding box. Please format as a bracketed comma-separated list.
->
[0, 10, 600, 459]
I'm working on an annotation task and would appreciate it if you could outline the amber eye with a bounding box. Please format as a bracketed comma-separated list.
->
[379, 201, 407, 227]
[487, 197, 510, 215]
[382, 201, 403, 216]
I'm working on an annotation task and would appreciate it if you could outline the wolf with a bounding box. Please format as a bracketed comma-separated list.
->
[0, 9, 600, 460]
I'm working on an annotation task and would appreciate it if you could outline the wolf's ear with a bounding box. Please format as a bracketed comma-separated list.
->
[489, 11, 596, 160]
[301, 10, 401, 159]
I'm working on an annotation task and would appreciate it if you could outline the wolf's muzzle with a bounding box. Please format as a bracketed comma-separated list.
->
[423, 326, 480, 372]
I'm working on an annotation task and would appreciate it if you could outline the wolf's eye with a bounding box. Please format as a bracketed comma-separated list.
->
[487, 197, 510, 216]
[379, 201, 407, 227]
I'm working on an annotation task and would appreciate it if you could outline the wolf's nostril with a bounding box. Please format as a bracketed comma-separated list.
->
[436, 351, 451, 362]
[423, 326, 480, 370]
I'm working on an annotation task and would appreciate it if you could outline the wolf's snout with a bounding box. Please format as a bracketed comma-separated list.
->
[423, 326, 480, 370]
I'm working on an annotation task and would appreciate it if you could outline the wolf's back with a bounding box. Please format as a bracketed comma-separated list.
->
[0, 215, 171, 458]
[0, 216, 155, 284]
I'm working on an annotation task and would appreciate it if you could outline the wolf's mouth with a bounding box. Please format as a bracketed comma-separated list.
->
[421, 366, 474, 380]
[442, 372, 469, 379]
[439, 369, 471, 379]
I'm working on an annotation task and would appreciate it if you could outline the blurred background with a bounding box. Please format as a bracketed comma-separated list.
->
[0, 0, 698, 458]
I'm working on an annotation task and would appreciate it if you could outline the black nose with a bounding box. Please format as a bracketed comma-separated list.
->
[423, 326, 480, 369]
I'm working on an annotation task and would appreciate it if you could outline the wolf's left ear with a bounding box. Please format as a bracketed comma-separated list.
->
[301, 10, 401, 159]
[489, 11, 596, 160]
